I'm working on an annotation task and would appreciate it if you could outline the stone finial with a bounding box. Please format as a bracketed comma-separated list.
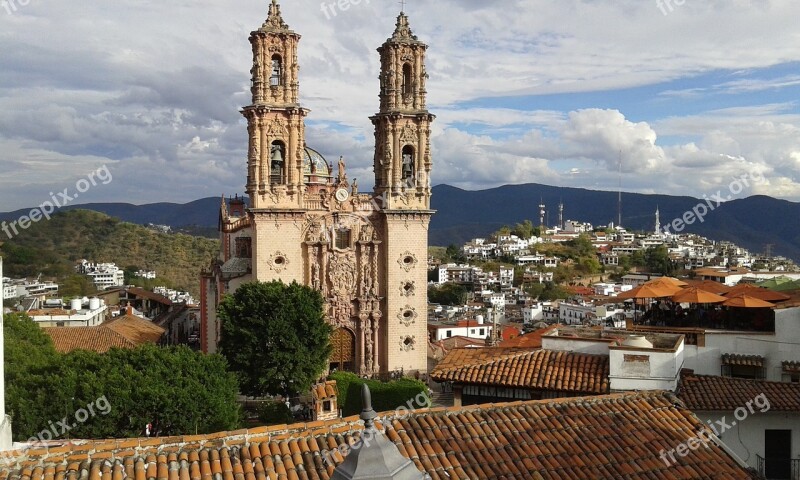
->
[360, 383, 377, 428]
[262, 0, 289, 30]
[391, 12, 417, 41]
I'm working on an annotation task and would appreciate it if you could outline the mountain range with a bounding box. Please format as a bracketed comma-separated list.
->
[2, 184, 798, 260]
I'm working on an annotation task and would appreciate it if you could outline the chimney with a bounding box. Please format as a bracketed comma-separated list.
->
[126, 302, 133, 316]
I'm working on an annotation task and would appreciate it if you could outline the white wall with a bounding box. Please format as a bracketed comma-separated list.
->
[609, 343, 684, 391]
[680, 307, 800, 381]
[542, 336, 611, 355]
[693, 411, 800, 472]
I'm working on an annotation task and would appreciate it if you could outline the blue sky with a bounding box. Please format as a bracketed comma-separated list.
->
[0, 0, 799, 209]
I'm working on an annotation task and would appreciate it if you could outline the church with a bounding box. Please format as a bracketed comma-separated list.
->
[200, 0, 434, 376]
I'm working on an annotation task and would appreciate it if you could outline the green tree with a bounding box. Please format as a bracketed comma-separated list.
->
[643, 245, 675, 275]
[4, 314, 240, 440]
[444, 244, 466, 263]
[512, 220, 536, 240]
[428, 283, 468, 306]
[219, 281, 332, 397]
[257, 401, 293, 425]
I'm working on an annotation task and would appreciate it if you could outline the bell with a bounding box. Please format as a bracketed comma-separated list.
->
[271, 145, 283, 162]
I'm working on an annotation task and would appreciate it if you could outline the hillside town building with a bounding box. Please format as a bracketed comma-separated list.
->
[201, 2, 432, 375]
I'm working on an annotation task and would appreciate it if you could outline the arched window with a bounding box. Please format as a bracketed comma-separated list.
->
[402, 63, 413, 95]
[401, 145, 415, 183]
[270, 140, 286, 184]
[271, 55, 282, 87]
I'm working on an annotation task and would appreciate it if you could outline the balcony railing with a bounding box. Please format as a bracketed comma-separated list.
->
[757, 455, 800, 480]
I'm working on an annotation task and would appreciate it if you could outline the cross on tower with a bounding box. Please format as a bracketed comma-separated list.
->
[399, 0, 406, 12]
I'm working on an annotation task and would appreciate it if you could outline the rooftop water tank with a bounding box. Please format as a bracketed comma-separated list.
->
[622, 335, 653, 349]
[70, 298, 82, 311]
[89, 298, 101, 310]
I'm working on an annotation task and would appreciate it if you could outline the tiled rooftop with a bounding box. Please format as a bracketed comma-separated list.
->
[497, 325, 557, 349]
[0, 391, 758, 480]
[430, 347, 609, 394]
[43, 315, 165, 354]
[677, 370, 800, 412]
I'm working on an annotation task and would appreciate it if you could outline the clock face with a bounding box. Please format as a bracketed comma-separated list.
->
[335, 188, 349, 202]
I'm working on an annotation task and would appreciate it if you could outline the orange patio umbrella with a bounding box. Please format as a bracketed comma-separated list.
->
[723, 284, 790, 302]
[617, 283, 678, 300]
[685, 279, 732, 295]
[645, 277, 688, 288]
[721, 294, 776, 309]
[672, 287, 727, 304]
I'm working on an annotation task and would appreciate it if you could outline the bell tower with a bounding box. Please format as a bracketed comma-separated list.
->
[243, 0, 308, 210]
[371, 12, 434, 210]
[373, 11, 434, 374]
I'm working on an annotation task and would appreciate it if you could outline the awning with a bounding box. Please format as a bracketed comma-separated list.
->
[783, 361, 800, 374]
[721, 353, 764, 368]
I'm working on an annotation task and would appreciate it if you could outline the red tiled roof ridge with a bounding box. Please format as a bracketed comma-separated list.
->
[3, 390, 677, 464]
[1, 390, 761, 480]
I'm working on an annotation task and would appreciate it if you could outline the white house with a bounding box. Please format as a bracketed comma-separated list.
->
[428, 317, 493, 342]
[76, 261, 125, 288]
[28, 297, 108, 327]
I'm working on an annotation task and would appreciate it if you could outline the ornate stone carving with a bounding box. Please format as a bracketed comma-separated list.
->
[267, 251, 289, 273]
[359, 223, 375, 242]
[400, 281, 415, 297]
[397, 306, 417, 327]
[329, 251, 358, 298]
[267, 118, 287, 137]
[400, 335, 416, 352]
[398, 252, 418, 272]
[400, 124, 417, 145]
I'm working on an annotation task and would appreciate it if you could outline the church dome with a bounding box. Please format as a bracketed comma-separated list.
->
[303, 147, 331, 177]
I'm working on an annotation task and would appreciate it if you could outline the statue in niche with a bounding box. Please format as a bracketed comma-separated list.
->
[359, 223, 373, 242]
[365, 327, 374, 373]
[306, 221, 323, 242]
[311, 262, 321, 291]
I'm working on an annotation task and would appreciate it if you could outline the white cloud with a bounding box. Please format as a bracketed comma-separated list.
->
[1, 0, 800, 209]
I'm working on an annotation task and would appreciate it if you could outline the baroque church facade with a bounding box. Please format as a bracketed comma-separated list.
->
[200, 0, 434, 376]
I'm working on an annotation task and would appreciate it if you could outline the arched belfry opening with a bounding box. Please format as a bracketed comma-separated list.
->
[270, 54, 282, 86]
[270, 140, 286, 184]
[402, 63, 413, 96]
[402, 145, 415, 183]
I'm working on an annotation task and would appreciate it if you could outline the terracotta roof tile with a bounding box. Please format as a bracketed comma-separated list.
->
[677, 370, 800, 411]
[430, 347, 610, 394]
[782, 360, 800, 374]
[498, 325, 558, 349]
[43, 315, 165, 354]
[720, 353, 764, 368]
[0, 392, 759, 479]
